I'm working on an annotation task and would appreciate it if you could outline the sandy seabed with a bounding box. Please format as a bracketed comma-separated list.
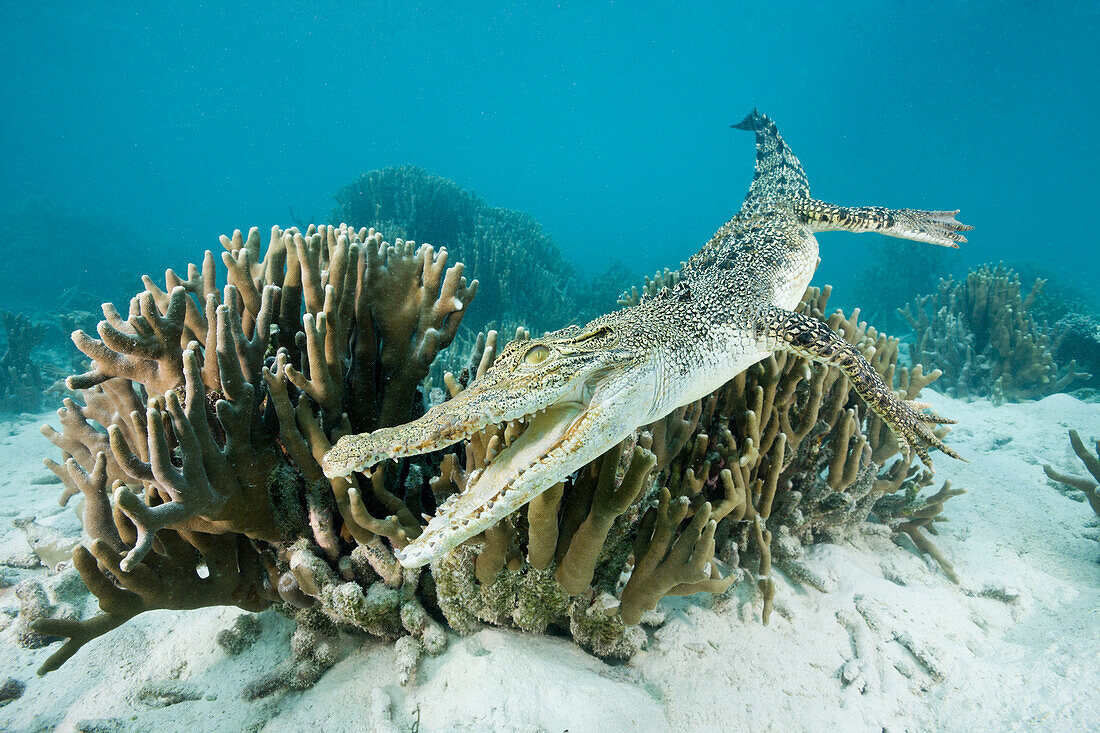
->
[0, 391, 1097, 733]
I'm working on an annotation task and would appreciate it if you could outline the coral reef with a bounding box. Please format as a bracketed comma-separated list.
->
[33, 222, 956, 687]
[332, 166, 635, 333]
[0, 311, 49, 413]
[1043, 430, 1100, 520]
[874, 481, 965, 582]
[660, 286, 958, 612]
[899, 264, 1089, 402]
[617, 267, 682, 308]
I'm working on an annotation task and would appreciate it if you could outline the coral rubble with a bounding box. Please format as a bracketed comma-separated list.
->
[899, 264, 1088, 402]
[34, 223, 957, 686]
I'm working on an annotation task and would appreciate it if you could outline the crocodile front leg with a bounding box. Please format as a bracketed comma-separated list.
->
[762, 307, 960, 467]
[794, 199, 972, 247]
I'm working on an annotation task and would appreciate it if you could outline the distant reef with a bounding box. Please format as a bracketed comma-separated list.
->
[0, 311, 48, 413]
[899, 263, 1091, 403]
[0, 200, 161, 314]
[331, 165, 636, 336]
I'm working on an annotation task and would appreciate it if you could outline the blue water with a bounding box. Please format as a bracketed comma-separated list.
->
[2, 1, 1098, 301]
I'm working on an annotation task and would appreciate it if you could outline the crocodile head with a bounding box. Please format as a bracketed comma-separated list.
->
[322, 318, 654, 567]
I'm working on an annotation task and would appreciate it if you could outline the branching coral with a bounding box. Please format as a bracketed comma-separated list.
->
[634, 285, 959, 618]
[617, 267, 682, 308]
[899, 264, 1089, 402]
[35, 225, 475, 678]
[1043, 430, 1100, 519]
[427, 342, 662, 658]
[0, 311, 48, 413]
[874, 481, 966, 582]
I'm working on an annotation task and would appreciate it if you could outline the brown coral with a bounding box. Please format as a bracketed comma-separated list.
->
[427, 284, 955, 643]
[36, 225, 475, 676]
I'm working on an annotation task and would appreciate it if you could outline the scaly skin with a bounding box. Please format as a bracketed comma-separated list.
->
[323, 110, 971, 568]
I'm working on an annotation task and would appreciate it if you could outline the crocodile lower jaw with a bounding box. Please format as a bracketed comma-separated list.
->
[396, 400, 593, 567]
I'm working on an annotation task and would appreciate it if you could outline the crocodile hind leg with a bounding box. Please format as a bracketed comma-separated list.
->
[762, 307, 959, 467]
[794, 199, 972, 247]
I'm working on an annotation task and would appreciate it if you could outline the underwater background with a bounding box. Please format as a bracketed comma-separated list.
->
[3, 3, 1100, 731]
[2, 1, 1098, 310]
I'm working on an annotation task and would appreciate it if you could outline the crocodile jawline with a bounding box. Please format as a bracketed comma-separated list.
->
[398, 399, 588, 567]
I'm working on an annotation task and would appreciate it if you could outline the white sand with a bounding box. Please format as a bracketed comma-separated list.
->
[1, 391, 1098, 733]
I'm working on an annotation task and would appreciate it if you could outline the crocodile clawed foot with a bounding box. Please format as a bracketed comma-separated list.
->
[892, 399, 963, 469]
[897, 209, 974, 246]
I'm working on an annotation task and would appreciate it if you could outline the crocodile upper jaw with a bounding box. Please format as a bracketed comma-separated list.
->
[395, 399, 588, 567]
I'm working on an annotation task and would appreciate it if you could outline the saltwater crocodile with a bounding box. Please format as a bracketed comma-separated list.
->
[323, 110, 970, 568]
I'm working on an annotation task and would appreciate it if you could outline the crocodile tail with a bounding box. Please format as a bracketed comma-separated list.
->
[731, 109, 763, 131]
[732, 110, 811, 210]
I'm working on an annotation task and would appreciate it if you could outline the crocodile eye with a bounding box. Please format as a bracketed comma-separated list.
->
[522, 345, 550, 365]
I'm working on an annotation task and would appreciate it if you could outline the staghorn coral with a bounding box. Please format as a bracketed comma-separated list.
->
[33, 218, 960, 685]
[1043, 430, 1100, 520]
[638, 285, 958, 619]
[874, 481, 965, 582]
[617, 267, 682, 308]
[426, 340, 660, 658]
[899, 264, 1089, 402]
